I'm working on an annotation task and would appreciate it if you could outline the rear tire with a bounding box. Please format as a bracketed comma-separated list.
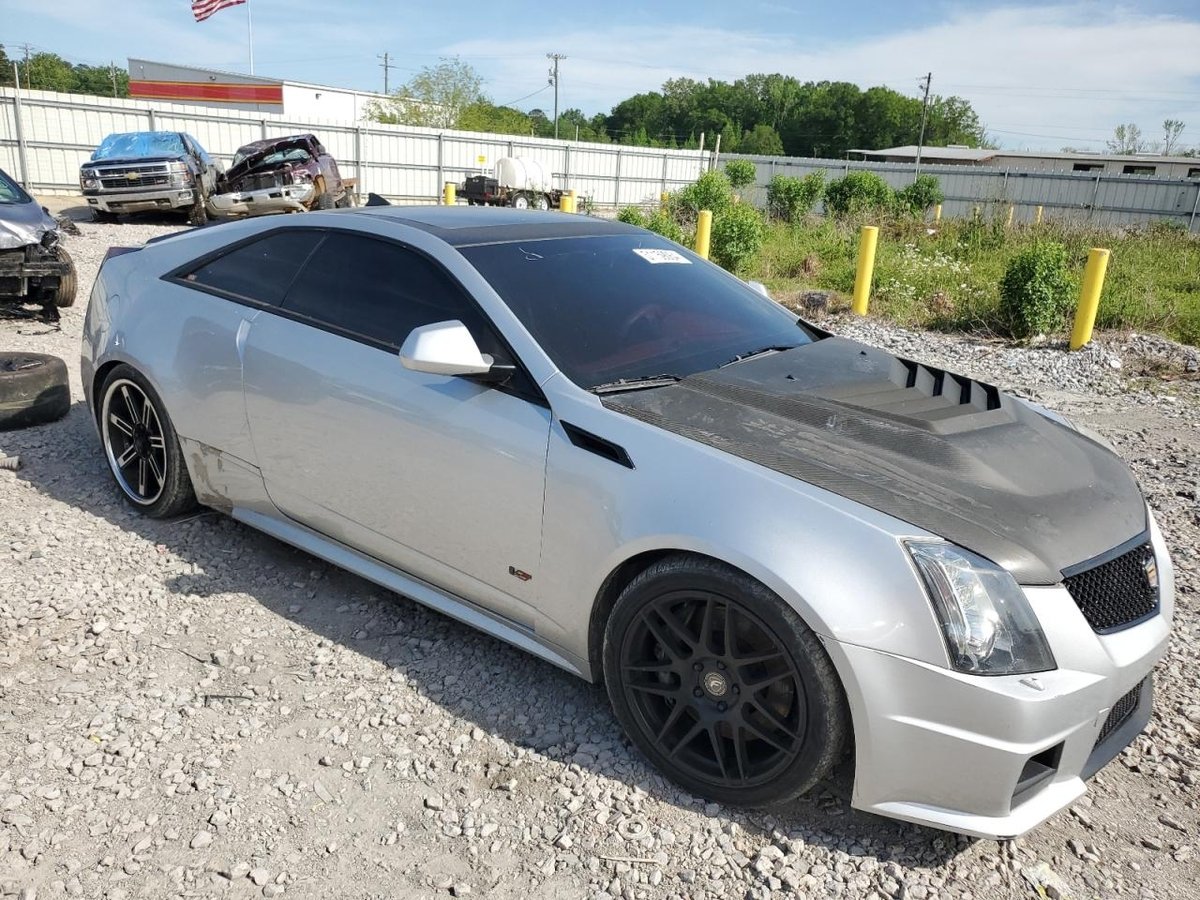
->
[98, 364, 196, 518]
[534, 193, 551, 211]
[603, 554, 849, 807]
[510, 193, 530, 210]
[0, 352, 70, 431]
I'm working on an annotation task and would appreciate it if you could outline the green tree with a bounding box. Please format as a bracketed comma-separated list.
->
[738, 124, 784, 156]
[724, 159, 757, 188]
[26, 52, 74, 92]
[367, 57, 484, 128]
[71, 63, 128, 97]
[457, 102, 531, 136]
[0, 45, 13, 87]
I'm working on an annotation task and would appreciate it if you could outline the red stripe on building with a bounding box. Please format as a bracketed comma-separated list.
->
[129, 80, 283, 104]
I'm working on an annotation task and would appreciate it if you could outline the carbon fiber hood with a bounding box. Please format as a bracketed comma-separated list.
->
[603, 337, 1147, 584]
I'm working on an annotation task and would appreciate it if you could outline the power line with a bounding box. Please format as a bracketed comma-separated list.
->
[501, 84, 550, 107]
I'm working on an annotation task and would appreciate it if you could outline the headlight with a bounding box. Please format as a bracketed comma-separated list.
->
[168, 161, 194, 183]
[81, 169, 99, 189]
[906, 541, 1055, 676]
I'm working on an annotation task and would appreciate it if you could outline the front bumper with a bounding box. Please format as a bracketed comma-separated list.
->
[210, 183, 314, 216]
[85, 188, 194, 213]
[826, 524, 1174, 839]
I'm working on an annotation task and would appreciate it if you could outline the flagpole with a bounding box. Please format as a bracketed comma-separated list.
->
[247, 0, 255, 74]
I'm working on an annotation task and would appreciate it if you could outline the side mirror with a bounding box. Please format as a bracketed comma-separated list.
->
[399, 320, 497, 377]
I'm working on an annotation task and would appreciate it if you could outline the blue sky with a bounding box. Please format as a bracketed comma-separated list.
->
[4, 1, 1200, 152]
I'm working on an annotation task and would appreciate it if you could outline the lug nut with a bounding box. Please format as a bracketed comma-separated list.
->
[693, 688, 703, 698]
[693, 662, 703, 671]
[732, 685, 740, 695]
[717, 662, 726, 670]
[717, 702, 727, 712]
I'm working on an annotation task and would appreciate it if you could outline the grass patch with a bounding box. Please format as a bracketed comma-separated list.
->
[753, 217, 1200, 345]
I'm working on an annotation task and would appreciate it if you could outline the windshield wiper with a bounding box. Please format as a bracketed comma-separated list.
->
[719, 345, 796, 368]
[590, 374, 682, 395]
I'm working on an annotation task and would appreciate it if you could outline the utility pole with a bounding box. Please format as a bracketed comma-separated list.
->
[109, 61, 118, 97]
[546, 52, 566, 139]
[377, 52, 395, 94]
[20, 43, 33, 90]
[914, 72, 932, 177]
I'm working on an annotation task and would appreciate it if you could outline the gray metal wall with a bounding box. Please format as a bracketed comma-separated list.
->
[721, 152, 1200, 232]
[3, 87, 1198, 229]
[0, 88, 706, 206]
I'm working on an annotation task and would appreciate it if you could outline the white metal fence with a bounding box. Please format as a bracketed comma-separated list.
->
[3, 87, 1199, 230]
[722, 152, 1200, 232]
[0, 88, 707, 206]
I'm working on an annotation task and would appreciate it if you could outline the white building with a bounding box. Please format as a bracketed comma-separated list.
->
[126, 58, 390, 121]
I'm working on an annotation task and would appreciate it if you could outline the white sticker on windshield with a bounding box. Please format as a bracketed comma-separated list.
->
[632, 248, 691, 265]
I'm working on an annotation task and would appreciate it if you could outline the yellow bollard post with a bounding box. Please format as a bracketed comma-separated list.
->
[933, 203, 942, 223]
[1006, 204, 1015, 228]
[851, 225, 879, 316]
[560, 193, 576, 213]
[1069, 248, 1111, 350]
[695, 209, 713, 260]
[443, 183, 456, 206]
[1034, 205, 1044, 225]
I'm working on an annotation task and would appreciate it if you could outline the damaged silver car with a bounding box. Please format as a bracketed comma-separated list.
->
[0, 166, 76, 310]
[211, 134, 355, 217]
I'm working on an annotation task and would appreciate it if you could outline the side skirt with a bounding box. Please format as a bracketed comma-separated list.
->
[232, 506, 588, 680]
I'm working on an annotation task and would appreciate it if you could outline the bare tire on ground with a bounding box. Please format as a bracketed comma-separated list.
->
[0, 352, 71, 431]
[98, 364, 197, 518]
[48, 247, 77, 307]
[334, 190, 355, 208]
[603, 553, 849, 808]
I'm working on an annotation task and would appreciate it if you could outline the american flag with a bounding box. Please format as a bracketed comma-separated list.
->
[192, 0, 246, 22]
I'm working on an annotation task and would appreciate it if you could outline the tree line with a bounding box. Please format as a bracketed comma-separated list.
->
[368, 59, 988, 157]
[0, 45, 129, 97]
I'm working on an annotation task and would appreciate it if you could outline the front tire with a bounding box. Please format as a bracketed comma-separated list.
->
[98, 365, 196, 518]
[187, 192, 209, 226]
[603, 554, 849, 807]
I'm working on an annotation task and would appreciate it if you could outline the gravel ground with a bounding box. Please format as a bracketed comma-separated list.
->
[1, 218, 1198, 900]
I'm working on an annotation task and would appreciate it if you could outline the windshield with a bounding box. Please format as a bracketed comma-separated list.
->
[92, 132, 187, 161]
[0, 168, 32, 205]
[234, 146, 312, 167]
[460, 234, 811, 389]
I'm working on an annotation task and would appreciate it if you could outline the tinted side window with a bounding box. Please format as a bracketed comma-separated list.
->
[281, 232, 493, 351]
[184, 230, 324, 305]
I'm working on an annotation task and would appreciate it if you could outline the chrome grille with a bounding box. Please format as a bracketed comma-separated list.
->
[1063, 541, 1158, 633]
[94, 163, 173, 190]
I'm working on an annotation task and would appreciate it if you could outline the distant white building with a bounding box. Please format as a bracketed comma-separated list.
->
[126, 58, 391, 120]
[853, 145, 1200, 180]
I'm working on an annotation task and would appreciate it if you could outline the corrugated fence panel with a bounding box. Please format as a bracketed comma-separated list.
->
[2, 88, 1197, 228]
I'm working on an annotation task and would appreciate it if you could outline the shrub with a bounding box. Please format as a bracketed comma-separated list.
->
[671, 170, 734, 224]
[644, 209, 687, 245]
[999, 242, 1075, 338]
[724, 159, 757, 189]
[894, 174, 944, 217]
[766, 171, 825, 223]
[823, 171, 893, 218]
[711, 204, 766, 274]
[617, 206, 647, 227]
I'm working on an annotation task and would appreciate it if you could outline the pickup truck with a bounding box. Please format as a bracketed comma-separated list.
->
[211, 134, 354, 216]
[80, 132, 223, 225]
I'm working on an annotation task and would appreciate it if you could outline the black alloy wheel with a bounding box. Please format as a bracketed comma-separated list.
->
[604, 555, 848, 807]
[99, 366, 196, 517]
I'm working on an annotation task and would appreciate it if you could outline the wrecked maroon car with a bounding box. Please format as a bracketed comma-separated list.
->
[211, 134, 355, 216]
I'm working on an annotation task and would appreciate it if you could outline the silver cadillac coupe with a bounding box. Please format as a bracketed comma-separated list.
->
[82, 206, 1173, 838]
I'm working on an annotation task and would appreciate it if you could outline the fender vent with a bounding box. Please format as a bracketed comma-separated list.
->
[560, 422, 633, 469]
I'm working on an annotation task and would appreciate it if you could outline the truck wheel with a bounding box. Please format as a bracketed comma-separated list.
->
[316, 190, 335, 210]
[49, 247, 77, 308]
[0, 352, 71, 431]
[93, 209, 118, 224]
[534, 194, 551, 211]
[187, 193, 209, 226]
[510, 193, 530, 210]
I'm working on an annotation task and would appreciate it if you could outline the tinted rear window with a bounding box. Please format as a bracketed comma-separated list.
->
[459, 234, 809, 388]
[184, 230, 323, 305]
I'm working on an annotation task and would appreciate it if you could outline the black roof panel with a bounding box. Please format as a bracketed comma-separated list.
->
[345, 205, 639, 246]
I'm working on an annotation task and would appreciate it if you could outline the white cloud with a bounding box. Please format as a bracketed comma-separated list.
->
[445, 4, 1200, 151]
